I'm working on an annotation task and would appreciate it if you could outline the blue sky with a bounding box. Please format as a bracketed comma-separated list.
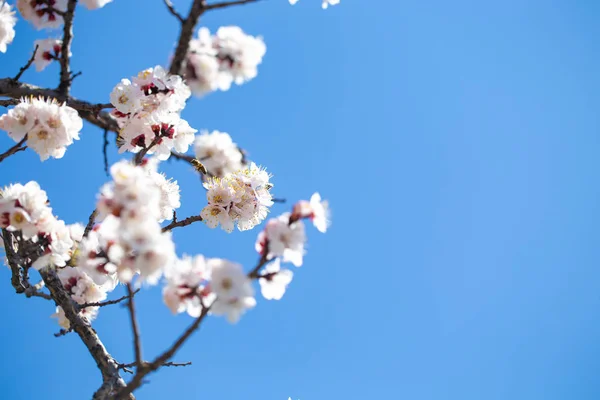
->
[1, 0, 600, 399]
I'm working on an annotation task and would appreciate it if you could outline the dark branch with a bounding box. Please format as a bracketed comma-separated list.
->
[163, 0, 184, 22]
[168, 0, 206, 76]
[126, 284, 143, 367]
[13, 45, 39, 82]
[0, 136, 27, 164]
[205, 0, 259, 10]
[161, 215, 203, 232]
[83, 209, 98, 238]
[57, 0, 78, 95]
[0, 78, 118, 133]
[103, 129, 109, 175]
[80, 288, 140, 309]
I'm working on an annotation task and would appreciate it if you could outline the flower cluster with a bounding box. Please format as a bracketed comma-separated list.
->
[289, 0, 341, 8]
[80, 0, 113, 9]
[163, 255, 255, 323]
[17, 0, 67, 30]
[77, 161, 176, 286]
[194, 130, 245, 178]
[201, 163, 273, 232]
[33, 38, 67, 72]
[254, 193, 330, 300]
[110, 66, 196, 159]
[0, 96, 83, 161]
[0, 181, 80, 269]
[0, 2, 16, 53]
[52, 265, 109, 329]
[185, 26, 266, 97]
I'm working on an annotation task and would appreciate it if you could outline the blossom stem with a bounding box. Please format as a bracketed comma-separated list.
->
[13, 45, 39, 82]
[125, 284, 143, 368]
[0, 136, 27, 164]
[161, 215, 203, 232]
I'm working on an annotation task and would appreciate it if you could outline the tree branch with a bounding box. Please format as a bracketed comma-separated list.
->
[83, 209, 98, 237]
[0, 78, 117, 132]
[58, 0, 78, 95]
[168, 0, 206, 76]
[103, 129, 109, 175]
[161, 215, 203, 232]
[39, 268, 133, 399]
[0, 136, 27, 164]
[13, 45, 39, 82]
[80, 288, 140, 309]
[163, 0, 184, 22]
[126, 284, 143, 367]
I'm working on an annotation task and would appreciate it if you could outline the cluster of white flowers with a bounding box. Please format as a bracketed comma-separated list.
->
[289, 0, 340, 9]
[0, 181, 81, 269]
[110, 66, 196, 159]
[77, 161, 176, 286]
[201, 163, 273, 232]
[33, 38, 67, 72]
[194, 130, 245, 178]
[163, 255, 255, 323]
[0, 2, 16, 53]
[254, 193, 329, 300]
[185, 26, 266, 97]
[0, 96, 82, 161]
[80, 0, 113, 10]
[52, 264, 108, 329]
[17, 0, 66, 30]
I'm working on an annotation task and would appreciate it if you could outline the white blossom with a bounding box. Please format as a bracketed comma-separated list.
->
[31, 218, 74, 269]
[163, 255, 211, 317]
[0, 181, 53, 239]
[0, 96, 82, 161]
[110, 67, 196, 159]
[79, 161, 176, 286]
[209, 259, 255, 323]
[291, 192, 330, 233]
[194, 130, 244, 178]
[259, 259, 293, 300]
[256, 213, 305, 267]
[201, 163, 273, 233]
[289, 0, 341, 8]
[142, 159, 180, 222]
[16, 0, 66, 30]
[33, 38, 67, 72]
[0, 2, 16, 53]
[80, 0, 113, 9]
[185, 26, 266, 97]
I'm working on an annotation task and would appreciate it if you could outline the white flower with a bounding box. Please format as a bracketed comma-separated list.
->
[31, 218, 74, 269]
[0, 97, 82, 161]
[209, 259, 255, 323]
[259, 259, 293, 300]
[111, 66, 195, 159]
[80, 0, 113, 9]
[201, 163, 273, 232]
[33, 39, 68, 72]
[256, 213, 305, 267]
[17, 0, 67, 30]
[0, 2, 16, 53]
[0, 181, 53, 239]
[194, 130, 244, 177]
[163, 255, 211, 317]
[291, 192, 330, 233]
[185, 26, 266, 97]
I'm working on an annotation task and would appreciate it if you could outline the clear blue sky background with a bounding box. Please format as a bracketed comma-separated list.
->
[1, 0, 600, 399]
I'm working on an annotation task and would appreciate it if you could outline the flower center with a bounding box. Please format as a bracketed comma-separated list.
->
[37, 130, 49, 140]
[221, 277, 233, 290]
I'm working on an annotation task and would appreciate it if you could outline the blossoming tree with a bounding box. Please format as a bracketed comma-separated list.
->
[0, 0, 336, 398]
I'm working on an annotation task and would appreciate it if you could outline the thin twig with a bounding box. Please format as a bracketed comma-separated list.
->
[161, 215, 203, 232]
[103, 129, 109, 175]
[168, 0, 206, 76]
[83, 209, 97, 237]
[163, 0, 184, 22]
[133, 135, 162, 165]
[57, 0, 78, 96]
[0, 136, 27, 164]
[205, 0, 259, 10]
[80, 288, 140, 309]
[54, 328, 73, 337]
[13, 45, 39, 81]
[126, 284, 143, 367]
